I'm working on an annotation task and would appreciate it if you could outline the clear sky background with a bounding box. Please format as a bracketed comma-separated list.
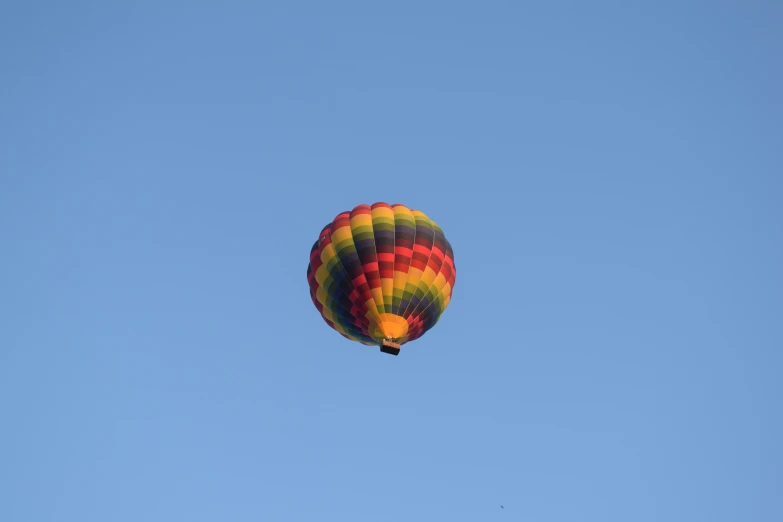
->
[2, 2, 781, 521]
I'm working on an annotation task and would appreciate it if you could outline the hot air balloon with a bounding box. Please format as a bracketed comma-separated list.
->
[306, 202, 456, 355]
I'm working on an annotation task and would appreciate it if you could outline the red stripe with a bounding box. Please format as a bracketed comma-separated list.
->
[332, 212, 351, 226]
[413, 244, 431, 256]
[395, 246, 413, 258]
[351, 205, 372, 216]
[362, 261, 379, 272]
[410, 258, 427, 271]
[394, 262, 411, 272]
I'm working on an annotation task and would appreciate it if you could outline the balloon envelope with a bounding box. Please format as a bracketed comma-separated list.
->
[307, 202, 456, 354]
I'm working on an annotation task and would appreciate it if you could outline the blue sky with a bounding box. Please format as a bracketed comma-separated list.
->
[2, 2, 781, 521]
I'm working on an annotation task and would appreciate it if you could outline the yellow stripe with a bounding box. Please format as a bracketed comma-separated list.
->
[331, 225, 353, 246]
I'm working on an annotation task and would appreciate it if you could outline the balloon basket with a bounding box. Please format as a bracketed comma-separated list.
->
[380, 339, 401, 356]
